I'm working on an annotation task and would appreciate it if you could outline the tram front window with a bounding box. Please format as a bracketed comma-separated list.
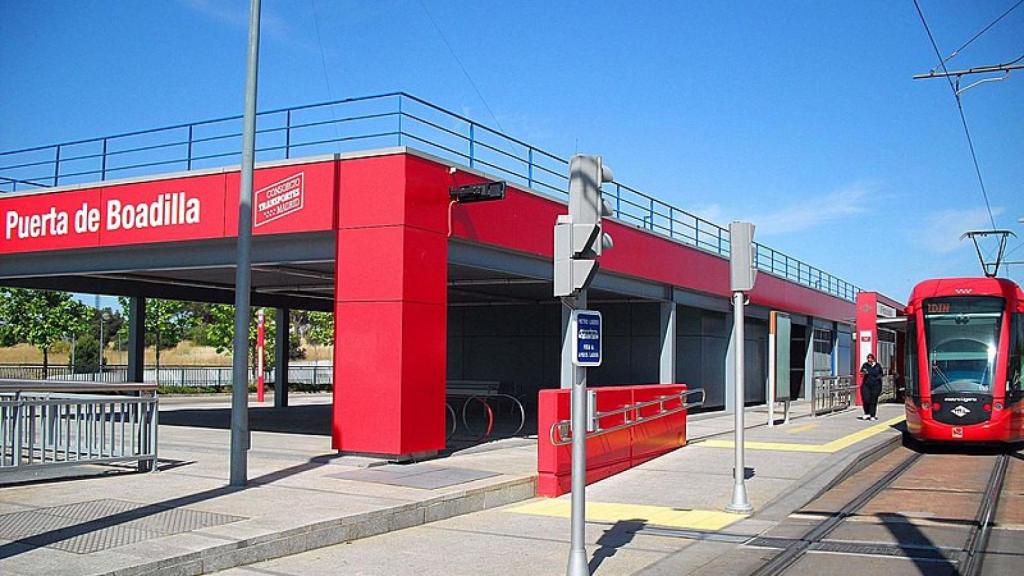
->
[923, 296, 1004, 394]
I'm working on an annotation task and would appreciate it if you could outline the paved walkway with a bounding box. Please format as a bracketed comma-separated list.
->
[0, 394, 536, 576]
[215, 403, 907, 576]
[0, 392, 905, 576]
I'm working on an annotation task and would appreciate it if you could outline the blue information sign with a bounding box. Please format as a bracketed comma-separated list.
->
[572, 310, 602, 367]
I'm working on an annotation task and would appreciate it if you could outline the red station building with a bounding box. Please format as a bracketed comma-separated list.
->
[0, 94, 870, 462]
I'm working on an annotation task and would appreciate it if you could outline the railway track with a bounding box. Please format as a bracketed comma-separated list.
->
[745, 445, 1018, 576]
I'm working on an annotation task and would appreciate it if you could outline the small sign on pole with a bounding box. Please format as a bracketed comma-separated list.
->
[571, 310, 602, 367]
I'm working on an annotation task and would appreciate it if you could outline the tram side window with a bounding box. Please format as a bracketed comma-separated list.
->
[905, 318, 917, 397]
[1010, 313, 1023, 401]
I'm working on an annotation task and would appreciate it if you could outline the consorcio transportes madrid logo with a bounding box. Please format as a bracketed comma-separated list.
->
[254, 172, 304, 227]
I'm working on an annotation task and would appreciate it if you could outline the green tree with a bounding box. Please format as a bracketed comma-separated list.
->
[0, 288, 90, 377]
[204, 305, 278, 376]
[299, 311, 334, 347]
[117, 297, 194, 378]
[73, 334, 102, 374]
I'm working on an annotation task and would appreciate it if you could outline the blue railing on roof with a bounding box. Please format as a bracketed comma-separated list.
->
[0, 92, 861, 302]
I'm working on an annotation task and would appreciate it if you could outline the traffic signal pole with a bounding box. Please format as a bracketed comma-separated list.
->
[566, 290, 588, 576]
[726, 289, 752, 513]
[556, 155, 614, 576]
[726, 221, 756, 514]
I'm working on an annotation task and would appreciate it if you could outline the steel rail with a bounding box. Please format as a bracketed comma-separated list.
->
[959, 452, 1011, 576]
[749, 449, 924, 576]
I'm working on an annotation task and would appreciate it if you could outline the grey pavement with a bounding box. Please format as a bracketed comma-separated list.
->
[0, 393, 536, 576]
[213, 403, 907, 576]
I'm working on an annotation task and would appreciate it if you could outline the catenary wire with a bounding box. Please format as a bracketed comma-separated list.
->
[938, 0, 1024, 68]
[310, 0, 343, 146]
[912, 0, 999, 231]
[416, 0, 505, 132]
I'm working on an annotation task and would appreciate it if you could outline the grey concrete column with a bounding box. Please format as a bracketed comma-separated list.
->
[127, 297, 146, 383]
[659, 302, 676, 384]
[275, 307, 289, 408]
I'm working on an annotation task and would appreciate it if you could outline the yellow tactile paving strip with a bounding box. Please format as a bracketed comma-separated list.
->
[505, 499, 747, 530]
[698, 415, 906, 453]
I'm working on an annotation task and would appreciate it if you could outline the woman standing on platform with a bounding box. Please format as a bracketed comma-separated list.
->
[859, 353, 883, 421]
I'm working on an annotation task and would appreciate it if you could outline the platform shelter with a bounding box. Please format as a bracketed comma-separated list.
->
[0, 93, 864, 460]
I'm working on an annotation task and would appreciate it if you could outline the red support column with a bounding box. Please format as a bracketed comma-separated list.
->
[854, 292, 878, 406]
[332, 154, 449, 458]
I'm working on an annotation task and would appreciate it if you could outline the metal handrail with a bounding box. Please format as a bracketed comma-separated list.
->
[0, 92, 862, 302]
[549, 388, 705, 446]
[809, 375, 856, 417]
[0, 380, 157, 393]
[1, 380, 158, 473]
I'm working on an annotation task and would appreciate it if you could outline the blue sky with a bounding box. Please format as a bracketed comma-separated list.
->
[1, 0, 1022, 305]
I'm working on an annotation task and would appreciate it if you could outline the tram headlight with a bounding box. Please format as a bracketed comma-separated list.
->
[993, 401, 1003, 411]
[921, 401, 931, 410]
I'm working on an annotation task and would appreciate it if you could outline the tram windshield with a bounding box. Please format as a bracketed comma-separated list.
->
[923, 296, 1004, 394]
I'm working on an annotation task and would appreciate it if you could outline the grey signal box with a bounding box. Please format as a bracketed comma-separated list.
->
[554, 155, 615, 297]
[729, 221, 757, 292]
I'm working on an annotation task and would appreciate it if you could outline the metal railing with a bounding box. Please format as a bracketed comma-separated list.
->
[0, 380, 158, 473]
[549, 388, 705, 446]
[809, 375, 855, 417]
[0, 364, 333, 387]
[0, 92, 861, 302]
[879, 374, 898, 403]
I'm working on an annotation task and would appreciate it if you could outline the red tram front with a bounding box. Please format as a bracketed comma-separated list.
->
[904, 277, 1024, 444]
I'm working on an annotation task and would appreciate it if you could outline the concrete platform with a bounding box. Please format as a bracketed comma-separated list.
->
[0, 394, 537, 576]
[212, 403, 908, 576]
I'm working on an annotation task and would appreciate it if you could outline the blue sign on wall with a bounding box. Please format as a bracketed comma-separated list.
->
[572, 310, 602, 367]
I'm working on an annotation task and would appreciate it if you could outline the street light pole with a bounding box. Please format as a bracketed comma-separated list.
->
[230, 0, 261, 488]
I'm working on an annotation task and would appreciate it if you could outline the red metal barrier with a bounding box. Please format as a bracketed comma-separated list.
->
[537, 384, 689, 497]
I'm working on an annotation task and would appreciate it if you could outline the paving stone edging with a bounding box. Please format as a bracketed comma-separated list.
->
[109, 475, 537, 576]
[753, 431, 903, 522]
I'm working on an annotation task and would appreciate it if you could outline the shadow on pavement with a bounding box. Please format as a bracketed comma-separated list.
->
[589, 519, 646, 574]
[160, 403, 332, 436]
[0, 452, 345, 560]
[879, 513, 958, 576]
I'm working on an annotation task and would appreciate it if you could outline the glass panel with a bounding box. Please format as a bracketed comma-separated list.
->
[1009, 313, 1023, 400]
[905, 318, 917, 397]
[923, 297, 1004, 394]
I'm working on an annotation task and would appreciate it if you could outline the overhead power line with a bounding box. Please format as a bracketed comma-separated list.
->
[416, 0, 505, 132]
[937, 0, 1024, 68]
[309, 0, 343, 146]
[912, 0, 998, 230]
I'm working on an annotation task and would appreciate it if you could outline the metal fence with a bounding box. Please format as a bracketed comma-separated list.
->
[809, 375, 856, 417]
[0, 364, 333, 388]
[0, 380, 158, 473]
[0, 92, 860, 302]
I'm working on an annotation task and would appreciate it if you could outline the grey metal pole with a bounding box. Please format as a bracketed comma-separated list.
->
[726, 291, 753, 513]
[567, 290, 589, 576]
[230, 0, 261, 488]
